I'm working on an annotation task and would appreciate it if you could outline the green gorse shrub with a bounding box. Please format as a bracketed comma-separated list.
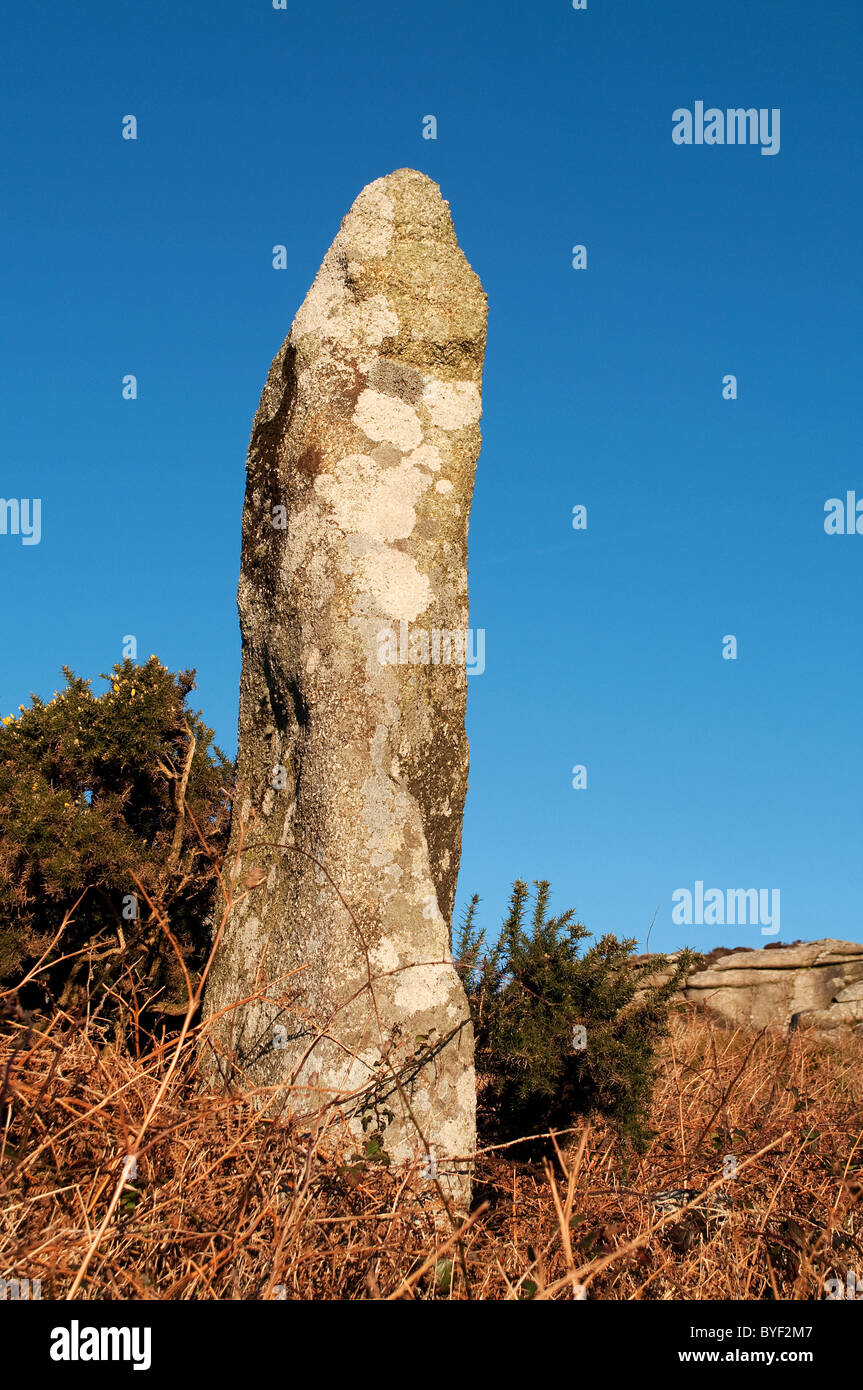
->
[455, 880, 699, 1151]
[0, 657, 232, 1017]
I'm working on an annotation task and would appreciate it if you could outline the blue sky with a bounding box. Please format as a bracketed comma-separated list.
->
[1, 0, 861, 954]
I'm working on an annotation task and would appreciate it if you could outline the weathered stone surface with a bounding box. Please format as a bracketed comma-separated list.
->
[630, 940, 863, 1035]
[203, 170, 486, 1206]
[682, 940, 863, 1033]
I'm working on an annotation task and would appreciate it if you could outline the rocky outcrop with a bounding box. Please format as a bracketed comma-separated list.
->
[203, 170, 486, 1208]
[679, 940, 863, 1034]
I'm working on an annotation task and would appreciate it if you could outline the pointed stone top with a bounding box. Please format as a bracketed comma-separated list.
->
[345, 167, 456, 232]
[289, 169, 486, 381]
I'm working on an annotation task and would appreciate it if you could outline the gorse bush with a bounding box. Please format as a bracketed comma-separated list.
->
[455, 880, 699, 1152]
[2, 659, 692, 1149]
[0, 657, 232, 1017]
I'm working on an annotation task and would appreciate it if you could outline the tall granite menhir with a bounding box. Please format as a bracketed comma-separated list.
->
[205, 170, 486, 1202]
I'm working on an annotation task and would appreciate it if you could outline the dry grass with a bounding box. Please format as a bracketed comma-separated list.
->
[2, 995, 861, 1301]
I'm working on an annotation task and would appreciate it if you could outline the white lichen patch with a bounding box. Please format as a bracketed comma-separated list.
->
[353, 388, 423, 452]
[382, 860, 403, 889]
[353, 296, 400, 352]
[370, 936, 401, 976]
[393, 961, 451, 1014]
[434, 479, 454, 495]
[341, 182, 395, 261]
[421, 892, 443, 924]
[292, 262, 398, 355]
[314, 453, 432, 542]
[422, 378, 482, 430]
[406, 443, 442, 472]
[353, 547, 431, 622]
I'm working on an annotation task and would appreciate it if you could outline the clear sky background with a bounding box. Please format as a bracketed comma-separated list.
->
[1, 0, 860, 954]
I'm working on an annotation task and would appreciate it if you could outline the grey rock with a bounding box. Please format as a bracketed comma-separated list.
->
[661, 939, 863, 1034]
[203, 170, 486, 1209]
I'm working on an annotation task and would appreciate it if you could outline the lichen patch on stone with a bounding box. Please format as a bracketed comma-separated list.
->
[406, 442, 442, 472]
[422, 378, 482, 430]
[353, 388, 423, 452]
[353, 546, 432, 622]
[340, 181, 395, 261]
[314, 453, 432, 542]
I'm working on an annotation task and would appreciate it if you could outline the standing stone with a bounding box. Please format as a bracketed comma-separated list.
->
[204, 170, 486, 1207]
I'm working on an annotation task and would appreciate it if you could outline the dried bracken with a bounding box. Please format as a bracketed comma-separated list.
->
[2, 992, 859, 1300]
